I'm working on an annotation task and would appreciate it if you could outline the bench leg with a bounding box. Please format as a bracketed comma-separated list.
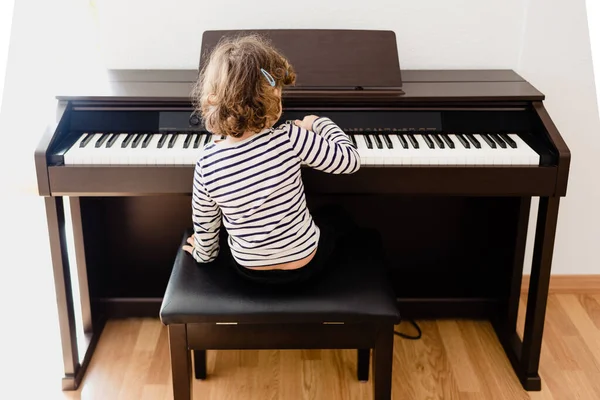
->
[373, 325, 394, 400]
[357, 349, 370, 381]
[194, 350, 207, 380]
[168, 325, 192, 400]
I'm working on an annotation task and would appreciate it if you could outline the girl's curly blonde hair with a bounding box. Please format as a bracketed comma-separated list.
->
[192, 34, 296, 138]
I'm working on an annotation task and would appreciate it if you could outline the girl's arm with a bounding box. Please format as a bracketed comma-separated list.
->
[286, 116, 361, 174]
[190, 162, 221, 263]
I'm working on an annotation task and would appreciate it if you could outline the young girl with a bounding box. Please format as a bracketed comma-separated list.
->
[182, 34, 361, 285]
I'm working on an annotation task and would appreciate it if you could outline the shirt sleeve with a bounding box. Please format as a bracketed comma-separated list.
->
[191, 162, 221, 263]
[285, 117, 361, 174]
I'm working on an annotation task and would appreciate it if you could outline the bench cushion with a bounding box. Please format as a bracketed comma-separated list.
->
[159, 230, 401, 325]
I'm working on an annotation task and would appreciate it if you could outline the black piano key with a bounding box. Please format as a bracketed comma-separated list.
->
[349, 133, 357, 148]
[364, 135, 373, 149]
[142, 134, 153, 148]
[106, 133, 119, 148]
[407, 134, 419, 149]
[184, 133, 193, 149]
[480, 133, 496, 148]
[500, 133, 517, 148]
[383, 135, 393, 149]
[465, 134, 481, 149]
[204, 134, 212, 145]
[431, 133, 444, 149]
[95, 133, 110, 148]
[422, 134, 434, 149]
[397, 134, 408, 149]
[456, 133, 470, 149]
[194, 134, 203, 148]
[168, 133, 179, 148]
[490, 133, 507, 148]
[121, 133, 135, 148]
[373, 135, 383, 149]
[132, 134, 144, 148]
[441, 135, 455, 149]
[157, 133, 168, 149]
[79, 133, 92, 148]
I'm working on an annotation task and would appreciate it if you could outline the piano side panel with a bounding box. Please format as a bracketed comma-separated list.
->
[80, 194, 522, 318]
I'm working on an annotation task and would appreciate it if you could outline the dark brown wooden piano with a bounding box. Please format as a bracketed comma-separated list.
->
[35, 29, 570, 392]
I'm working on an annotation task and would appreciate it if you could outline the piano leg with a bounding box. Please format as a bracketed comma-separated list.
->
[493, 196, 560, 391]
[44, 196, 102, 390]
[521, 196, 560, 387]
[504, 197, 531, 333]
[68, 197, 93, 335]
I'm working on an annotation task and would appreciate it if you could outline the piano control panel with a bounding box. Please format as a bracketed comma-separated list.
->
[157, 110, 443, 132]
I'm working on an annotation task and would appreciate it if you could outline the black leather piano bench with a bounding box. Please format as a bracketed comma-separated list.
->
[159, 230, 401, 400]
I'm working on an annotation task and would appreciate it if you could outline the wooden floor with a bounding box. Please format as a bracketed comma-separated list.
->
[59, 293, 600, 400]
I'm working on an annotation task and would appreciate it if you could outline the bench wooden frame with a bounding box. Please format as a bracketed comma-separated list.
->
[167, 321, 395, 399]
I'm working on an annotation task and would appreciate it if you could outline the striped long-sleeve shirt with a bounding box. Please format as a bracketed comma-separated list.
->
[191, 117, 360, 267]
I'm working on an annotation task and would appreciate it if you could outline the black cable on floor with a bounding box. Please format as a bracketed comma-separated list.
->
[394, 319, 422, 340]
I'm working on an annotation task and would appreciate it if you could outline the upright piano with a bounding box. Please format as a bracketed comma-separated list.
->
[35, 29, 570, 391]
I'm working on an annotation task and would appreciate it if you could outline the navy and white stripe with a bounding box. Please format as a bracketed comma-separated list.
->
[191, 117, 360, 267]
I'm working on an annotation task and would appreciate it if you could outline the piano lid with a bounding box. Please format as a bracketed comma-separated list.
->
[199, 30, 404, 95]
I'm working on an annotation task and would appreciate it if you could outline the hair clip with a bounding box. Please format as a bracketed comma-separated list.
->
[260, 68, 276, 87]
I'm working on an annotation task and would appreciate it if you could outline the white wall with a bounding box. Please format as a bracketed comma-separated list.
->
[93, 0, 527, 69]
[588, 0, 600, 115]
[516, 0, 600, 275]
[0, 0, 15, 109]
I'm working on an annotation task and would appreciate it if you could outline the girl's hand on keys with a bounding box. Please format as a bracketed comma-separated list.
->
[294, 115, 319, 132]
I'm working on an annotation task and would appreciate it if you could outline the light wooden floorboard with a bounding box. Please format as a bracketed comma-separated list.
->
[56, 293, 600, 399]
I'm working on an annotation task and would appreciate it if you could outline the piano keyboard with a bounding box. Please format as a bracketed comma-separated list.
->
[62, 131, 540, 166]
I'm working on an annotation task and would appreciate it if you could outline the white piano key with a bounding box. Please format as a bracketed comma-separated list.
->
[509, 134, 540, 165]
[446, 134, 467, 165]
[494, 137, 514, 165]
[80, 133, 103, 165]
[136, 134, 153, 165]
[392, 134, 416, 165]
[428, 134, 449, 165]
[354, 135, 370, 165]
[93, 133, 114, 165]
[119, 133, 136, 164]
[388, 135, 405, 165]
[145, 134, 163, 165]
[468, 135, 491, 165]
[485, 133, 513, 165]
[172, 134, 188, 165]
[365, 134, 378, 165]
[63, 133, 88, 165]
[156, 134, 172, 165]
[185, 134, 205, 165]
[107, 133, 128, 165]
[413, 134, 436, 165]
[371, 135, 391, 165]
[129, 134, 148, 165]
